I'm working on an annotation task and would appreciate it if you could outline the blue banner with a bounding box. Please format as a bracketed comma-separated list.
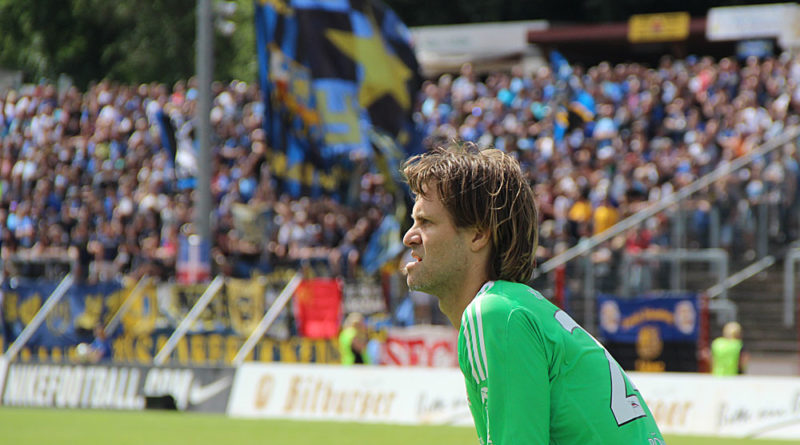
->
[597, 293, 699, 343]
[2, 280, 123, 349]
[254, 0, 422, 198]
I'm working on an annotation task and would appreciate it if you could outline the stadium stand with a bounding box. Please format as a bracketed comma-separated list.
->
[1, 54, 798, 285]
[1, 53, 799, 363]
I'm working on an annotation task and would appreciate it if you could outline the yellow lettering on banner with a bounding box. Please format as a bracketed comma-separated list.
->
[135, 335, 153, 364]
[51, 347, 62, 363]
[382, 393, 396, 415]
[281, 339, 296, 363]
[622, 308, 674, 330]
[79, 295, 103, 329]
[102, 289, 126, 325]
[156, 335, 168, 360]
[191, 335, 206, 364]
[208, 334, 223, 363]
[255, 374, 275, 410]
[255, 338, 270, 363]
[279, 375, 398, 418]
[20, 294, 42, 325]
[284, 376, 302, 412]
[227, 279, 265, 336]
[308, 379, 323, 412]
[176, 337, 189, 365]
[0, 335, 4, 352]
[37, 346, 48, 362]
[298, 338, 312, 362]
[67, 345, 77, 362]
[225, 335, 241, 363]
[21, 347, 31, 362]
[314, 339, 325, 363]
[648, 400, 693, 427]
[334, 390, 347, 414]
[123, 283, 158, 336]
[3, 293, 18, 321]
[113, 335, 134, 362]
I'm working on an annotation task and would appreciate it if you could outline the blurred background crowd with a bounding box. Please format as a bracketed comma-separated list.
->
[2, 53, 800, 286]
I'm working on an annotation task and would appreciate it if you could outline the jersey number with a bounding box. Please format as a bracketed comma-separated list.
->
[555, 310, 647, 426]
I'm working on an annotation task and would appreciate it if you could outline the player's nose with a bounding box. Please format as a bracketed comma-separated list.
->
[403, 227, 420, 247]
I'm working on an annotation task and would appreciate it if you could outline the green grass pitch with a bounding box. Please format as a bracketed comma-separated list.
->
[0, 407, 794, 445]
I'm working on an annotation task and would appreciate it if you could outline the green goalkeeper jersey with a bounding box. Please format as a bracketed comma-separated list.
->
[458, 280, 664, 445]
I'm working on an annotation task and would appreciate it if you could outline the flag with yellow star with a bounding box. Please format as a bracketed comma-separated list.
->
[255, 0, 422, 198]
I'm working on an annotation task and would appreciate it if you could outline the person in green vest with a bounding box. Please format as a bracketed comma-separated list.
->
[711, 321, 748, 376]
[339, 312, 369, 365]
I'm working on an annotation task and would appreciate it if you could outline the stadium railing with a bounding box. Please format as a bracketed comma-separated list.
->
[533, 124, 800, 280]
[532, 125, 800, 339]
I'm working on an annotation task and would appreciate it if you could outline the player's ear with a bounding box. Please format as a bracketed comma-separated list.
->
[469, 227, 491, 253]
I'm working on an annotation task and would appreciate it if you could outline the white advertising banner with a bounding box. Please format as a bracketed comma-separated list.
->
[228, 364, 800, 439]
[227, 363, 470, 425]
[707, 3, 800, 42]
[383, 325, 458, 367]
[632, 372, 800, 440]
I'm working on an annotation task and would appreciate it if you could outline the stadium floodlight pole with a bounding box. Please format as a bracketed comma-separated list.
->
[195, 0, 213, 254]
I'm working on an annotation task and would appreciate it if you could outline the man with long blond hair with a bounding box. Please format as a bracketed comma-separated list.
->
[401, 142, 664, 444]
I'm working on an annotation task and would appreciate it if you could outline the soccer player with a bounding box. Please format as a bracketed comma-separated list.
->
[401, 143, 664, 444]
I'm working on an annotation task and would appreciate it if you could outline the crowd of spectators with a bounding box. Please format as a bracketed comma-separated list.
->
[417, 54, 800, 267]
[1, 52, 800, 287]
[0, 80, 390, 283]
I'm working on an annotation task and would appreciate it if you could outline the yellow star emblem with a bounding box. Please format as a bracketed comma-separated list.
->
[325, 17, 413, 111]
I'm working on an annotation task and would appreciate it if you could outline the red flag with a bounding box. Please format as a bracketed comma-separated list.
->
[293, 278, 342, 339]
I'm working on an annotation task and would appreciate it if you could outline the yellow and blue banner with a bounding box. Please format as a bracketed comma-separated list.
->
[255, 0, 422, 198]
[1, 280, 124, 349]
[598, 293, 700, 372]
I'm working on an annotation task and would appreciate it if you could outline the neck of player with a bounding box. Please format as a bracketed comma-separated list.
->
[440, 264, 490, 330]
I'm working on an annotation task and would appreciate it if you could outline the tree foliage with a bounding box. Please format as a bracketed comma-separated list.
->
[0, 0, 250, 88]
[0, 0, 792, 87]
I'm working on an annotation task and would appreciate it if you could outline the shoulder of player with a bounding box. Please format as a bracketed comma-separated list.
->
[465, 281, 544, 324]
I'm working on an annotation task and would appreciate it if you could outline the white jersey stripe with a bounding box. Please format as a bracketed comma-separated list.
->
[474, 297, 489, 380]
[467, 304, 486, 381]
[462, 313, 480, 383]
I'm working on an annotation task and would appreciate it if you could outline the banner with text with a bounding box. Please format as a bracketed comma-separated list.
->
[383, 325, 458, 367]
[227, 362, 470, 425]
[1, 280, 125, 349]
[633, 372, 800, 440]
[0, 362, 235, 413]
[598, 293, 699, 372]
[224, 364, 800, 438]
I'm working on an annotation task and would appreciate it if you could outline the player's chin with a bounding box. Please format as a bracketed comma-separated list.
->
[406, 275, 423, 291]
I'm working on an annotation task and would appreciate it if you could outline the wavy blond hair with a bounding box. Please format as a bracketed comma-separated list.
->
[402, 142, 538, 283]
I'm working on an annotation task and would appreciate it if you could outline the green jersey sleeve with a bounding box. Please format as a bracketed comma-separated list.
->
[458, 281, 665, 445]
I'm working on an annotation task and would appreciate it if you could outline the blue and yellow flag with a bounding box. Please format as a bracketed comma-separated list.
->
[255, 0, 422, 198]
